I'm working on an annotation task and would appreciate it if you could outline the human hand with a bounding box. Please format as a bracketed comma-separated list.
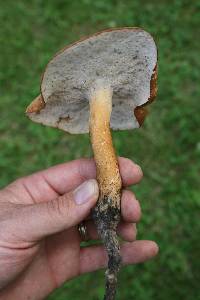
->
[0, 157, 158, 299]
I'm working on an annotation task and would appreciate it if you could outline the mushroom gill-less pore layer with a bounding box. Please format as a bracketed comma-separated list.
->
[27, 28, 157, 134]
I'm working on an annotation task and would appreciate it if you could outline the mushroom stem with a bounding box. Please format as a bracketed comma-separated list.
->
[89, 84, 122, 300]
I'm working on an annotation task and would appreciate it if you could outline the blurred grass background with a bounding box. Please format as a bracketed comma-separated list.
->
[0, 0, 200, 299]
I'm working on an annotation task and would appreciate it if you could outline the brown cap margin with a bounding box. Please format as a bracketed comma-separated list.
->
[134, 63, 158, 126]
[26, 94, 45, 114]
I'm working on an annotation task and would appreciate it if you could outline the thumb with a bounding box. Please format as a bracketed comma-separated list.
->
[18, 179, 99, 241]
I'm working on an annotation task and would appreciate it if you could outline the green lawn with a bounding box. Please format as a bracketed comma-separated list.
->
[0, 0, 200, 299]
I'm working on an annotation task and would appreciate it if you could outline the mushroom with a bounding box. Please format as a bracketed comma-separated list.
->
[26, 27, 157, 300]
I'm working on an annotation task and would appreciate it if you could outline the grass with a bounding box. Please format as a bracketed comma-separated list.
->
[0, 0, 200, 299]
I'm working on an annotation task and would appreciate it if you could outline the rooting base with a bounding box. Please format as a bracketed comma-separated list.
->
[92, 195, 121, 300]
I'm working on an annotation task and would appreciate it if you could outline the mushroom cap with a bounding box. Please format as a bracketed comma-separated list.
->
[27, 28, 157, 134]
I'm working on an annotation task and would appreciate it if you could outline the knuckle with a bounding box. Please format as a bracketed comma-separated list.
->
[46, 194, 73, 220]
[78, 158, 95, 181]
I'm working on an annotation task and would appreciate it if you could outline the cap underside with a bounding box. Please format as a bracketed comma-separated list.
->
[27, 28, 157, 134]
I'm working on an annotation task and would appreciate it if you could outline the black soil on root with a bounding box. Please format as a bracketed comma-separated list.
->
[92, 195, 121, 300]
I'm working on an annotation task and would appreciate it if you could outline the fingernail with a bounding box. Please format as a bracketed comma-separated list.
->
[74, 179, 98, 205]
[135, 164, 143, 176]
[133, 223, 137, 236]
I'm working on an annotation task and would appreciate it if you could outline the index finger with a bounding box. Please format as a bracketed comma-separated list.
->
[12, 157, 143, 203]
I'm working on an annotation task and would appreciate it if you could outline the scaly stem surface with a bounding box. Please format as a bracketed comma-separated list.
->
[89, 85, 122, 300]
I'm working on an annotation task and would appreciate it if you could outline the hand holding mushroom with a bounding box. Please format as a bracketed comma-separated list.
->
[0, 159, 158, 300]
[26, 28, 157, 300]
